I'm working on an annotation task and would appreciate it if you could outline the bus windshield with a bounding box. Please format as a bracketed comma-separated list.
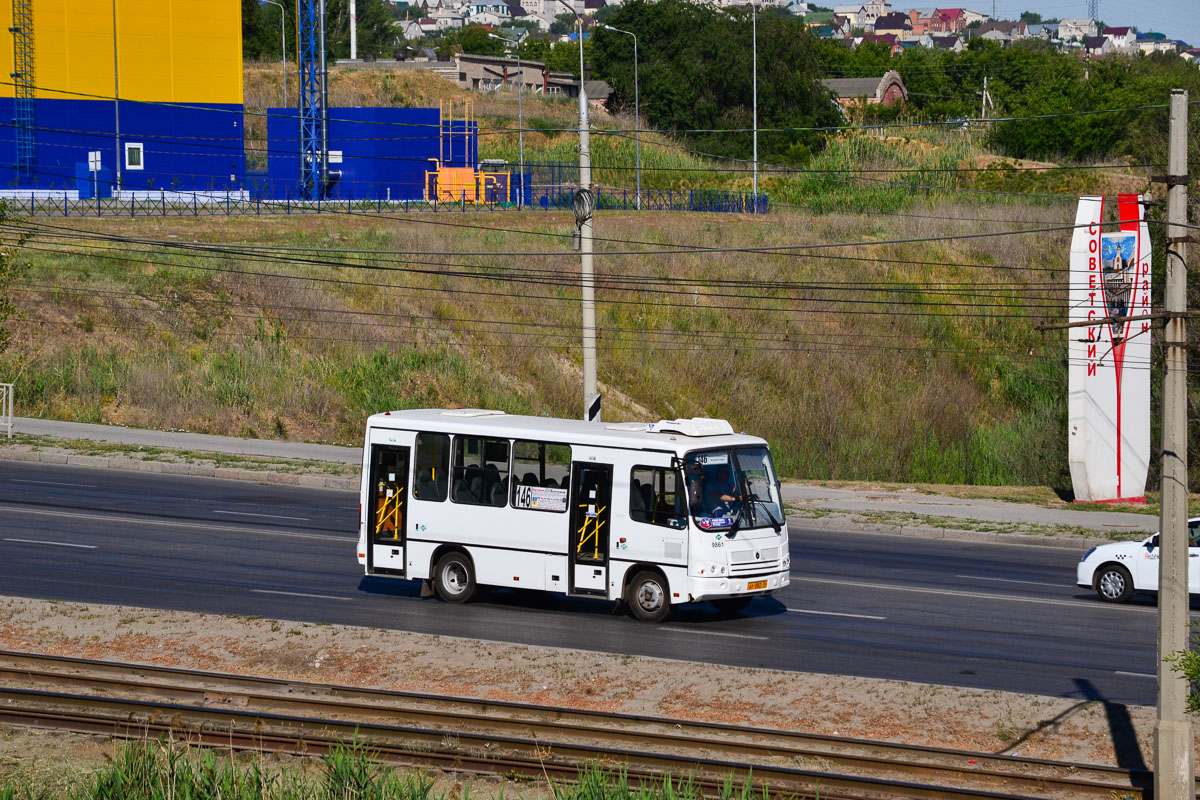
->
[684, 447, 783, 532]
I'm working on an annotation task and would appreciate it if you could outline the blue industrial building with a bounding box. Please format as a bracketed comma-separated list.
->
[0, 98, 245, 198]
[258, 107, 480, 201]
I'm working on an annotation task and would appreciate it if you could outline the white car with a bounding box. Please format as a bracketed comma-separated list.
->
[1077, 518, 1200, 603]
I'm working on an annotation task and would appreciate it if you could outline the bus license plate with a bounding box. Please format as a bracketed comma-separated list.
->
[747, 580, 767, 591]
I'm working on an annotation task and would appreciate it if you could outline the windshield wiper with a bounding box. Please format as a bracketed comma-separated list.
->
[748, 495, 783, 533]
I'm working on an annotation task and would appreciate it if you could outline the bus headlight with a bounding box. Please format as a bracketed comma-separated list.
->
[783, 554, 790, 568]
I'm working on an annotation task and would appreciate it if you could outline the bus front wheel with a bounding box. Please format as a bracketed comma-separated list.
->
[434, 552, 478, 604]
[627, 570, 671, 623]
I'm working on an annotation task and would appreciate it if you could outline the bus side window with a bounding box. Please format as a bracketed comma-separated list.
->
[511, 440, 571, 512]
[452, 435, 510, 507]
[630, 466, 685, 529]
[413, 433, 449, 502]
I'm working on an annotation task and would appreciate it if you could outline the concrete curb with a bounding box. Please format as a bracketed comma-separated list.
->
[0, 446, 357, 491]
[788, 515, 1111, 549]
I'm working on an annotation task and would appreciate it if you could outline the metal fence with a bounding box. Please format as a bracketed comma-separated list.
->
[0, 383, 12, 440]
[0, 187, 768, 218]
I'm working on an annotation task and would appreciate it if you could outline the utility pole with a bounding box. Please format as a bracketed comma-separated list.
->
[350, 0, 357, 60]
[1155, 87, 1193, 800]
[979, 75, 992, 120]
[558, 1, 599, 421]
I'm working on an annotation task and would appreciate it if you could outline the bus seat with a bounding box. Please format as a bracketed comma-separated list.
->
[489, 479, 507, 507]
[630, 484, 647, 520]
[453, 478, 472, 504]
[522, 472, 539, 487]
[417, 469, 437, 500]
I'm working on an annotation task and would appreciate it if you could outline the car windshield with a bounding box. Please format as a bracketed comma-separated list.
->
[684, 447, 783, 531]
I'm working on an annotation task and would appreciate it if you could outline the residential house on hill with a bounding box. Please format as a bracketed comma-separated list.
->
[1180, 47, 1200, 62]
[929, 8, 965, 34]
[1083, 35, 1111, 57]
[833, 4, 865, 28]
[822, 69, 907, 107]
[1137, 33, 1177, 54]
[960, 8, 988, 25]
[908, 7, 935, 34]
[975, 20, 1026, 38]
[1058, 18, 1097, 41]
[872, 11, 911, 37]
[1102, 26, 1136, 53]
[930, 34, 963, 51]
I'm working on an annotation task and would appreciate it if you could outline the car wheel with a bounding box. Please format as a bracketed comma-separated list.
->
[712, 597, 753, 615]
[434, 551, 477, 604]
[1095, 564, 1134, 603]
[627, 570, 671, 623]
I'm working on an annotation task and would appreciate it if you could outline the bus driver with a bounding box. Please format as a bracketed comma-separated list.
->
[704, 464, 742, 515]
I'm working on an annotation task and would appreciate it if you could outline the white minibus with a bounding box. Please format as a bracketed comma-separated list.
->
[356, 409, 790, 621]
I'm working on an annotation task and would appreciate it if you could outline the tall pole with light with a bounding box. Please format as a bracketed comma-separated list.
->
[488, 31, 525, 208]
[259, 0, 288, 108]
[751, 0, 758, 200]
[600, 24, 638, 210]
[557, 0, 598, 421]
[112, 0, 121, 196]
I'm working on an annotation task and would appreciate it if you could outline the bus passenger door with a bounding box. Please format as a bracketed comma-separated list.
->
[369, 445, 410, 575]
[570, 463, 612, 595]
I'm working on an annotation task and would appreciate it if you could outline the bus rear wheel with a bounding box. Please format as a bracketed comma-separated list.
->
[434, 552, 477, 604]
[627, 570, 671, 623]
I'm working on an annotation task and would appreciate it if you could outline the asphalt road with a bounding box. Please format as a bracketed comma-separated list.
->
[0, 460, 1174, 706]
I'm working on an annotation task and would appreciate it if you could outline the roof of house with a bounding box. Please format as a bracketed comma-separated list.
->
[930, 35, 959, 47]
[873, 12, 910, 28]
[1084, 35, 1108, 48]
[909, 7, 935, 16]
[865, 32, 897, 44]
[935, 8, 964, 19]
[508, 4, 527, 14]
[583, 80, 611, 100]
[1103, 26, 1131, 35]
[833, 4, 863, 13]
[822, 70, 906, 101]
[804, 10, 836, 23]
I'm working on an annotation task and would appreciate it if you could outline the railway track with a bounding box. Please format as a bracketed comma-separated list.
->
[0, 650, 1156, 800]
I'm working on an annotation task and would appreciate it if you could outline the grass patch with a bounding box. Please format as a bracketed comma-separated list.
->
[0, 737, 778, 800]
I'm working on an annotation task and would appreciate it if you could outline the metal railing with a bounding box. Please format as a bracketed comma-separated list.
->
[0, 187, 768, 218]
[0, 383, 12, 440]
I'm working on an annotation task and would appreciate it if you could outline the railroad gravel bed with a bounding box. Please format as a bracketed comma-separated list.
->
[0, 593, 1193, 786]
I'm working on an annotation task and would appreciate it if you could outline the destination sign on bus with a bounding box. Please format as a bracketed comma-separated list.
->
[513, 484, 568, 512]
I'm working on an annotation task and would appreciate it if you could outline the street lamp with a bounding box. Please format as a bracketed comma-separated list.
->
[556, 0, 598, 421]
[259, 0, 288, 108]
[751, 0, 758, 200]
[600, 24, 639, 210]
[488, 31, 525, 208]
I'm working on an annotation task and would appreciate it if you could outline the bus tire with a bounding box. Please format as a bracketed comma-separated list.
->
[627, 570, 671, 623]
[434, 551, 478, 604]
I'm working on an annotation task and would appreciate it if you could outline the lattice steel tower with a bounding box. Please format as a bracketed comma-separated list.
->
[297, 0, 328, 199]
[10, 0, 34, 183]
[1087, 0, 1099, 20]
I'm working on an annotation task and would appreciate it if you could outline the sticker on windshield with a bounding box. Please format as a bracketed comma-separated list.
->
[697, 516, 734, 529]
[693, 453, 728, 466]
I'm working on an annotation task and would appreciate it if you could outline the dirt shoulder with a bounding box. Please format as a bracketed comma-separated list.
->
[0, 594, 1190, 778]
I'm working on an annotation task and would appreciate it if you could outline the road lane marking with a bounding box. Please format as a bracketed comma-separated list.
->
[662, 627, 767, 640]
[252, 589, 352, 601]
[787, 607, 886, 620]
[11, 479, 97, 488]
[790, 574, 1195, 615]
[955, 574, 1062, 588]
[213, 510, 311, 521]
[0, 505, 349, 542]
[1115, 671, 1156, 678]
[3, 538, 96, 549]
